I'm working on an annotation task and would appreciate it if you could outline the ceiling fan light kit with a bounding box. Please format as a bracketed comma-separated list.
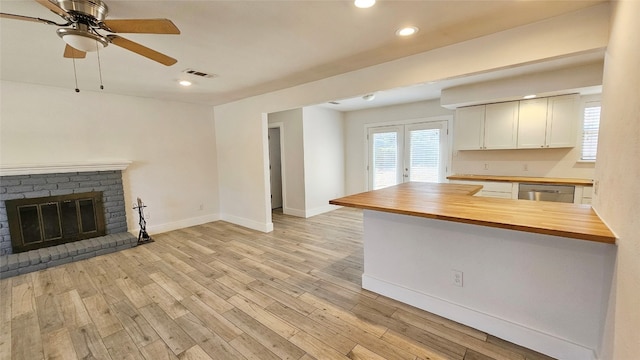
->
[57, 27, 108, 52]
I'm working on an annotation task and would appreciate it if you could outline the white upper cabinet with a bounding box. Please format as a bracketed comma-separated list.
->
[454, 102, 518, 150]
[517, 98, 549, 148]
[484, 102, 519, 149]
[518, 94, 578, 148]
[546, 94, 579, 148]
[454, 105, 485, 150]
[455, 94, 579, 151]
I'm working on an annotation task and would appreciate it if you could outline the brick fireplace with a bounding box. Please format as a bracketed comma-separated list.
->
[0, 162, 137, 278]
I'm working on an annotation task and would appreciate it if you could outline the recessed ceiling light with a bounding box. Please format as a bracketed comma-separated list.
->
[396, 26, 419, 37]
[179, 80, 192, 87]
[362, 93, 376, 101]
[354, 0, 375, 8]
[523, 94, 537, 99]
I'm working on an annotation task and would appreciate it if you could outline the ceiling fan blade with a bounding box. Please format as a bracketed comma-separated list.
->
[102, 19, 180, 34]
[34, 0, 69, 18]
[107, 35, 177, 66]
[1, 12, 43, 23]
[0, 12, 60, 25]
[63, 45, 86, 59]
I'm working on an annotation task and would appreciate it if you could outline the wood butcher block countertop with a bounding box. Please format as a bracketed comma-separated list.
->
[447, 174, 593, 186]
[329, 182, 615, 244]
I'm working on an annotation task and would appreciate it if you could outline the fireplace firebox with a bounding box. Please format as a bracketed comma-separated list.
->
[6, 192, 106, 253]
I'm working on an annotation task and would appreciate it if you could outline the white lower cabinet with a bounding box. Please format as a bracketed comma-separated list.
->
[581, 186, 593, 204]
[449, 180, 515, 199]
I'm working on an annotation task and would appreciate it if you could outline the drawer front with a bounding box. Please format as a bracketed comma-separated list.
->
[480, 191, 514, 199]
[450, 180, 513, 193]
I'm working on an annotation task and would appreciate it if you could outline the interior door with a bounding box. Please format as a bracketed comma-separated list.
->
[368, 126, 403, 190]
[268, 127, 283, 209]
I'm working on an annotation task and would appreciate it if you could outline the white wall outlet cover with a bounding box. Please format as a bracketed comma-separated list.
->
[452, 269, 463, 287]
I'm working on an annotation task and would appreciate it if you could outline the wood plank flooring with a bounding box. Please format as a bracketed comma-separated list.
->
[0, 208, 555, 360]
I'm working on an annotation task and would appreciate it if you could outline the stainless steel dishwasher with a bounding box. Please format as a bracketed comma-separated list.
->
[518, 183, 575, 203]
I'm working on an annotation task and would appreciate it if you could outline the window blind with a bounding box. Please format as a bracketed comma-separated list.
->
[372, 132, 398, 190]
[581, 103, 601, 161]
[409, 129, 440, 183]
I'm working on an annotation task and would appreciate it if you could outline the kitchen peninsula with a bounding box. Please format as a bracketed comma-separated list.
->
[330, 182, 616, 360]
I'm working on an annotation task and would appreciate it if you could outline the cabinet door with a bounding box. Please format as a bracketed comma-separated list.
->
[484, 101, 518, 149]
[517, 98, 548, 148]
[546, 94, 579, 148]
[454, 105, 485, 150]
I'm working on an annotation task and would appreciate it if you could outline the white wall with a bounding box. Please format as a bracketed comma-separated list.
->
[440, 61, 604, 108]
[268, 109, 306, 216]
[213, 4, 609, 230]
[595, 0, 640, 358]
[0, 81, 220, 234]
[302, 106, 345, 216]
[451, 94, 600, 179]
[268, 106, 345, 218]
[344, 99, 453, 194]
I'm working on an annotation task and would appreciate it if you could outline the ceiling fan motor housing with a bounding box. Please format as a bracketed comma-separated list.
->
[55, 0, 110, 52]
[56, 0, 109, 23]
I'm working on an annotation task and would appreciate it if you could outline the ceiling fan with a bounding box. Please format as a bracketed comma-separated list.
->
[0, 0, 180, 66]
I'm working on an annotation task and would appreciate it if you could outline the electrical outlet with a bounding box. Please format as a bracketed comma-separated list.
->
[198, 204, 204, 211]
[484, 163, 489, 170]
[523, 163, 529, 171]
[452, 270, 463, 287]
[594, 180, 599, 195]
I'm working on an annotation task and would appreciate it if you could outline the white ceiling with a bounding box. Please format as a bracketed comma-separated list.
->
[319, 51, 605, 112]
[0, 0, 606, 107]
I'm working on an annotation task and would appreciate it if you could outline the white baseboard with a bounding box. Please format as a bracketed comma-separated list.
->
[220, 213, 273, 233]
[283, 205, 341, 218]
[137, 213, 221, 235]
[283, 207, 306, 217]
[304, 204, 341, 218]
[362, 274, 597, 360]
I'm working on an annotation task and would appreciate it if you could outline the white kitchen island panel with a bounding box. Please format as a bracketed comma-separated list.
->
[362, 209, 615, 360]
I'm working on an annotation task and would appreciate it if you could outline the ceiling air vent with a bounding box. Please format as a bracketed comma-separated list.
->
[183, 68, 217, 79]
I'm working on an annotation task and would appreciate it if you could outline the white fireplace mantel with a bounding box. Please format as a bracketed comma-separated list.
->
[0, 161, 132, 176]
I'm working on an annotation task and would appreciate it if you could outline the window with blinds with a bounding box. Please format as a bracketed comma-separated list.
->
[372, 132, 399, 190]
[409, 129, 440, 182]
[581, 102, 601, 161]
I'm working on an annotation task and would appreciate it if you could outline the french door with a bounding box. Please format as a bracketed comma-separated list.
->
[368, 120, 448, 190]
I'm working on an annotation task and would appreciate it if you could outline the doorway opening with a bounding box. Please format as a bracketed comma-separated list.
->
[268, 126, 284, 212]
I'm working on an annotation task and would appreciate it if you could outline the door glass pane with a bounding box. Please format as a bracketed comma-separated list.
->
[372, 132, 399, 189]
[409, 128, 440, 183]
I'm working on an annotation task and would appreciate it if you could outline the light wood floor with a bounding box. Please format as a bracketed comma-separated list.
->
[0, 208, 555, 360]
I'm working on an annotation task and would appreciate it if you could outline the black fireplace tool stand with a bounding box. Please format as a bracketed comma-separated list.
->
[134, 198, 154, 246]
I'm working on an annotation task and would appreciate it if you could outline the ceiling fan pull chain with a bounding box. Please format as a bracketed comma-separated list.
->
[96, 41, 104, 90]
[72, 57, 80, 93]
